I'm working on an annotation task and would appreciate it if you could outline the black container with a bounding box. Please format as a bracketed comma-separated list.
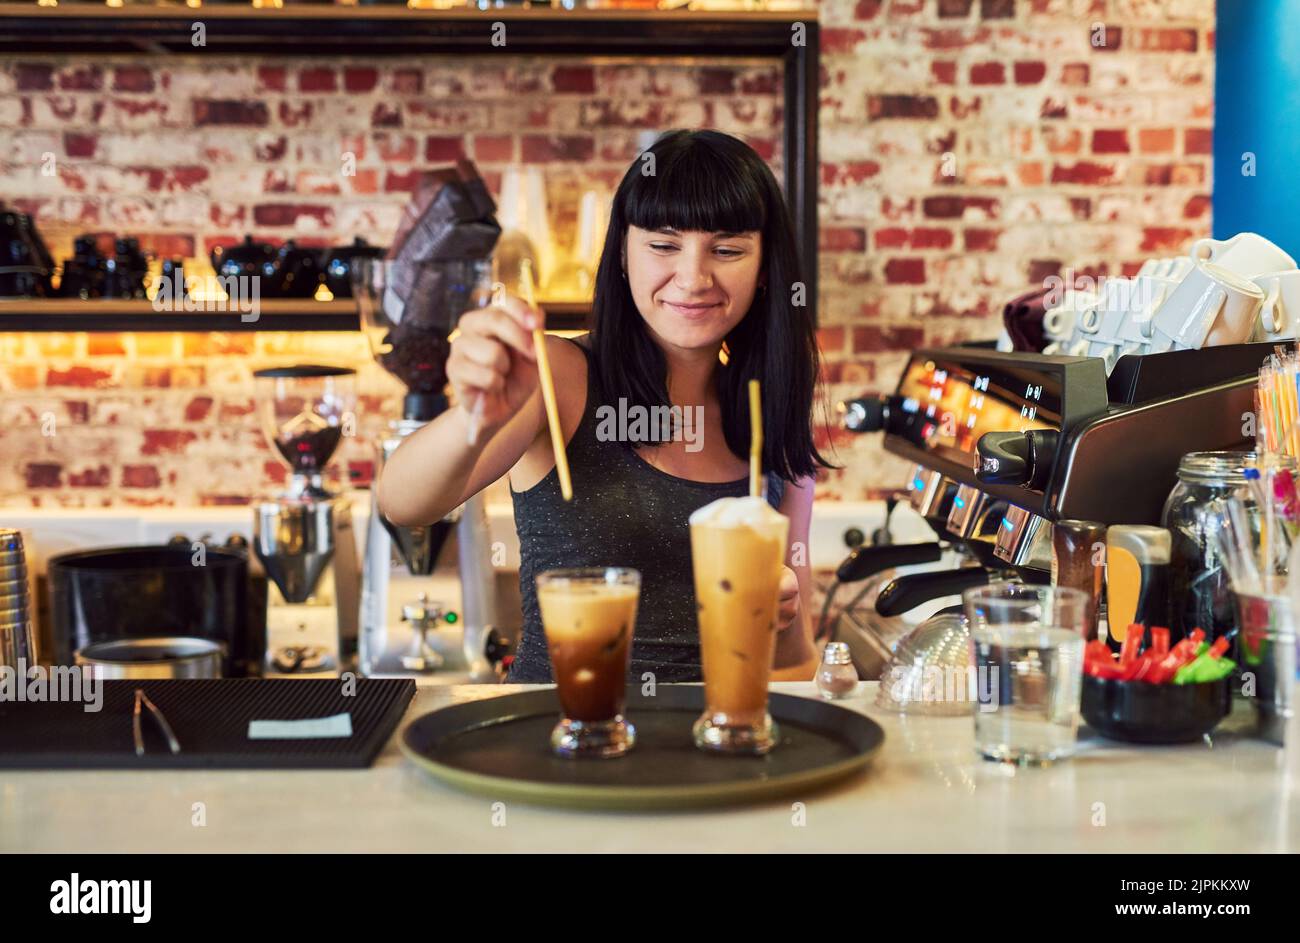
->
[58, 235, 108, 299]
[271, 239, 324, 298]
[0, 207, 55, 298]
[1081, 674, 1231, 743]
[323, 237, 386, 299]
[48, 545, 265, 677]
[102, 237, 149, 300]
[211, 235, 276, 282]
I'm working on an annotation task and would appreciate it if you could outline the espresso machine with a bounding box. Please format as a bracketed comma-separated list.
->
[833, 341, 1270, 670]
[354, 257, 506, 682]
[251, 365, 361, 674]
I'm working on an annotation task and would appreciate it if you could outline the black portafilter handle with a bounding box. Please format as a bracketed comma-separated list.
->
[974, 429, 1059, 490]
[840, 394, 909, 434]
[835, 541, 943, 584]
[404, 392, 448, 422]
[875, 568, 991, 618]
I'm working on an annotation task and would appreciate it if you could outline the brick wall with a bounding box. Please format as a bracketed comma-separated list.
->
[0, 55, 782, 507]
[814, 0, 1216, 499]
[0, 0, 1216, 507]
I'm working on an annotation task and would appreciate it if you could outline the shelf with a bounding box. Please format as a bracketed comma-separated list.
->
[0, 297, 592, 332]
[0, 6, 815, 56]
[0, 4, 819, 315]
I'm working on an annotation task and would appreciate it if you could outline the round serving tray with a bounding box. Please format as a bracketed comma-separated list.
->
[401, 685, 885, 810]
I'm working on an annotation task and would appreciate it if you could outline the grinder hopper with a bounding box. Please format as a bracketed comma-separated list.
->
[357, 255, 493, 573]
[252, 365, 356, 602]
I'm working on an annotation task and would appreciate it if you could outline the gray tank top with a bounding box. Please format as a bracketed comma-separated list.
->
[506, 335, 786, 683]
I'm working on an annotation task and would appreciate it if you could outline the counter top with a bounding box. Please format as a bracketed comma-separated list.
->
[3, 682, 1296, 853]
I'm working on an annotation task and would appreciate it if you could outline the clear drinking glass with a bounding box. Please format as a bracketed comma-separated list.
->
[1233, 577, 1298, 745]
[963, 583, 1088, 766]
[537, 567, 640, 759]
[690, 496, 790, 755]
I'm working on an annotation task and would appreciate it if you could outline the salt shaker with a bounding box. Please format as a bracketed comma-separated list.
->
[816, 642, 859, 699]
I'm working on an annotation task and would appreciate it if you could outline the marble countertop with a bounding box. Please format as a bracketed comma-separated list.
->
[3, 681, 1296, 853]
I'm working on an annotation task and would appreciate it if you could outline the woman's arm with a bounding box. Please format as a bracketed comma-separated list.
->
[378, 332, 587, 525]
[772, 474, 819, 678]
[376, 295, 553, 527]
[376, 388, 544, 526]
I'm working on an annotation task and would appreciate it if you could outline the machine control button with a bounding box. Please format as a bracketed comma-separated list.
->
[974, 430, 1059, 490]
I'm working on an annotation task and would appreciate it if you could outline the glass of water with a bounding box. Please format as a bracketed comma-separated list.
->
[963, 583, 1088, 766]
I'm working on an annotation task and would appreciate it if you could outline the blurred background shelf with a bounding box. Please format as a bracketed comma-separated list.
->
[0, 298, 593, 332]
[0, 4, 818, 314]
[0, 6, 813, 56]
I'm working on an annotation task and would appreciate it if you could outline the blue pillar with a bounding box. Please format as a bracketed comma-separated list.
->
[1213, 0, 1300, 250]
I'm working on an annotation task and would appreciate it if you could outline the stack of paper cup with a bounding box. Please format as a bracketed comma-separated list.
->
[0, 528, 36, 669]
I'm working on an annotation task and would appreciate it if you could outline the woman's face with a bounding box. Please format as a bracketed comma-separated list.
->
[624, 225, 762, 350]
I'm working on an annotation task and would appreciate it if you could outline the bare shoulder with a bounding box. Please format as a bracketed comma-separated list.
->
[543, 334, 589, 405]
[511, 333, 590, 490]
[536, 333, 589, 441]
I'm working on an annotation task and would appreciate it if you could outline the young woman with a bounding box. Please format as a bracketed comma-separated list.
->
[378, 129, 835, 683]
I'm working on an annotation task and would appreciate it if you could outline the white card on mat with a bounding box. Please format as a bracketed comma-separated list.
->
[247, 713, 354, 740]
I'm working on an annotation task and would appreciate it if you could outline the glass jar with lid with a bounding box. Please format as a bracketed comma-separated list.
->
[1160, 450, 1297, 650]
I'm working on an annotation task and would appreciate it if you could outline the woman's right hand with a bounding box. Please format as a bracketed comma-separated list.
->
[446, 293, 541, 435]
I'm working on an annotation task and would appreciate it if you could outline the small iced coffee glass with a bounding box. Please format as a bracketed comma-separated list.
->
[537, 567, 640, 759]
[690, 496, 790, 755]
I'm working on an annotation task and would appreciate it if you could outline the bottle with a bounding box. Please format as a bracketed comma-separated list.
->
[1052, 519, 1106, 640]
[1105, 524, 1171, 652]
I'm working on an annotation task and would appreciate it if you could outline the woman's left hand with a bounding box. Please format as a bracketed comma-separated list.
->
[776, 565, 800, 632]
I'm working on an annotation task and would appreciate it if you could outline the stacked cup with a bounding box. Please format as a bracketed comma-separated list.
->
[0, 529, 36, 669]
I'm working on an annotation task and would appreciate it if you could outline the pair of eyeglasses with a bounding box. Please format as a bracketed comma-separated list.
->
[133, 688, 182, 757]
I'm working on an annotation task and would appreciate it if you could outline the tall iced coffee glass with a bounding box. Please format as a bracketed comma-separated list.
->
[537, 567, 640, 758]
[690, 496, 790, 754]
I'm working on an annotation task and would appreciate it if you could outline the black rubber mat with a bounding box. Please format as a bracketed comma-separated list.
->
[0, 678, 415, 769]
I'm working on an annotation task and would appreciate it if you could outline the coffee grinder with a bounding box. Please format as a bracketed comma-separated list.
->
[354, 257, 505, 681]
[251, 365, 362, 673]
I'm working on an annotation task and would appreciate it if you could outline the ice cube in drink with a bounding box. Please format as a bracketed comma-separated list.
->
[538, 568, 640, 758]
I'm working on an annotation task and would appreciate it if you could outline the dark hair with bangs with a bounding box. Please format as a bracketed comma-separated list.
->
[590, 128, 837, 484]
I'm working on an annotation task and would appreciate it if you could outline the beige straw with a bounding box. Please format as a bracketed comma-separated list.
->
[520, 259, 573, 502]
[748, 379, 762, 499]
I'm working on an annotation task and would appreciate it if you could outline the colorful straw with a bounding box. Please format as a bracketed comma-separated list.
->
[1255, 345, 1300, 458]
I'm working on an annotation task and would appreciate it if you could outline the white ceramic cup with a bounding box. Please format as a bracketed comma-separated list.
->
[1150, 259, 1265, 351]
[1138, 256, 1193, 281]
[1252, 269, 1300, 342]
[1118, 274, 1178, 345]
[1189, 232, 1297, 278]
[1081, 277, 1170, 358]
[1093, 277, 1149, 345]
[1042, 288, 1097, 341]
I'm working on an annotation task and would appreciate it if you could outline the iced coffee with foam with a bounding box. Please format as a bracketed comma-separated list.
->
[689, 495, 790, 754]
[537, 567, 640, 758]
